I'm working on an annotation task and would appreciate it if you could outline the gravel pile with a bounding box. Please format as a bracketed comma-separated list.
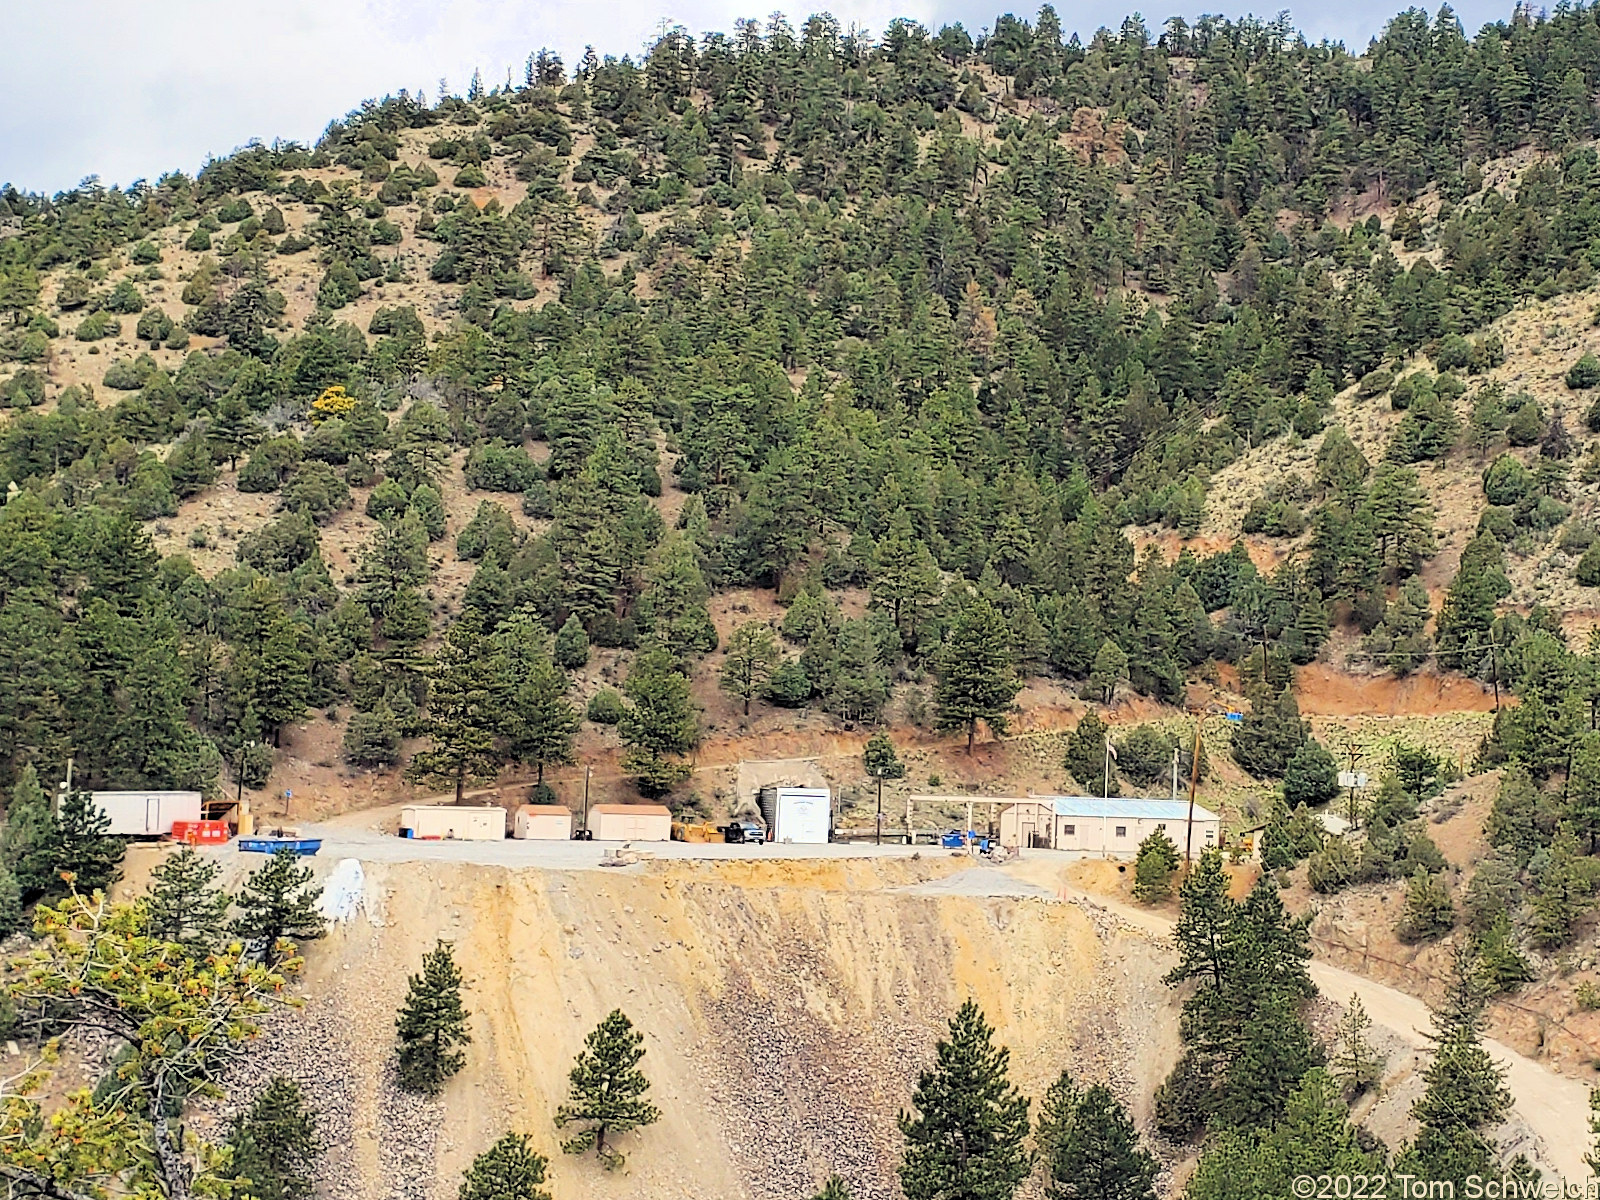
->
[195, 980, 443, 1200]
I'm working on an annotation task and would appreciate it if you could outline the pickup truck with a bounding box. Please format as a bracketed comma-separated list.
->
[721, 822, 767, 845]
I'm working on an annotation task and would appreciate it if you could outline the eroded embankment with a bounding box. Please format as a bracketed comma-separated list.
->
[205, 855, 1181, 1200]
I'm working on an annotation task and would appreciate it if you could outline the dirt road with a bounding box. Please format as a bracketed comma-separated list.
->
[1046, 878, 1594, 1183]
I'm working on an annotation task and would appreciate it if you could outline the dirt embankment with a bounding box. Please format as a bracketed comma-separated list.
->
[211, 855, 1181, 1200]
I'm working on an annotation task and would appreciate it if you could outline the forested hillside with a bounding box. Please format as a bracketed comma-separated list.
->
[5, 2, 1600, 817]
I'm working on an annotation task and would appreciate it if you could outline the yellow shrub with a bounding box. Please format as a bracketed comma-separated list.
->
[311, 384, 355, 424]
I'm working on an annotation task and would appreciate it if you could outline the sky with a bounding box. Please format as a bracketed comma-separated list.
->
[4, 0, 1520, 195]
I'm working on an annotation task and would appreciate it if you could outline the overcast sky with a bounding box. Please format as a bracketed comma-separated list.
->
[4, 0, 1517, 195]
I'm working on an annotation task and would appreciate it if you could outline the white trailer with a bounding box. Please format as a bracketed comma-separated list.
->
[757, 786, 832, 844]
[399, 805, 505, 841]
[86, 791, 203, 838]
[513, 804, 574, 840]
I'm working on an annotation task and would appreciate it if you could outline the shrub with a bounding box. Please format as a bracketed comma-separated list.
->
[103, 279, 145, 314]
[1482, 453, 1532, 506]
[1567, 353, 1600, 390]
[129, 240, 162, 265]
[74, 311, 120, 341]
[135, 307, 173, 344]
[101, 360, 147, 390]
[185, 227, 213, 252]
[463, 441, 540, 492]
[453, 163, 489, 188]
[586, 689, 626, 724]
[1577, 541, 1600, 587]
[1357, 367, 1394, 398]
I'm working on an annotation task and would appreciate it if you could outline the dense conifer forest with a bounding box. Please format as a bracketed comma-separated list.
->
[2, 3, 1600, 811]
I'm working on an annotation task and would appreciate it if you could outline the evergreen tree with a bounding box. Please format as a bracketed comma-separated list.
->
[1396, 867, 1456, 943]
[224, 1077, 322, 1200]
[396, 939, 473, 1096]
[231, 847, 326, 967]
[1282, 741, 1340, 807]
[406, 623, 503, 804]
[863, 730, 906, 841]
[342, 703, 403, 767]
[3, 764, 55, 898]
[495, 617, 578, 786]
[636, 538, 718, 662]
[38, 789, 125, 896]
[619, 645, 698, 796]
[1397, 941, 1512, 1188]
[0, 865, 20, 938]
[460, 1133, 551, 1200]
[828, 618, 889, 723]
[553, 614, 590, 670]
[1063, 711, 1116, 797]
[555, 1009, 661, 1170]
[1132, 829, 1180, 902]
[1328, 995, 1385, 1099]
[720, 621, 781, 716]
[145, 844, 232, 954]
[1529, 826, 1597, 948]
[1476, 911, 1533, 993]
[935, 598, 1022, 754]
[1231, 687, 1309, 778]
[871, 509, 943, 648]
[1035, 1074, 1156, 1200]
[1086, 639, 1128, 705]
[898, 1000, 1031, 1200]
[810, 1178, 851, 1200]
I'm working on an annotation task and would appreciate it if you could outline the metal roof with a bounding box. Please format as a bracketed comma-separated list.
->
[1033, 796, 1219, 822]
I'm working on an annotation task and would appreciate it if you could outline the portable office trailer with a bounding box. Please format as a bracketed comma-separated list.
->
[756, 786, 832, 844]
[87, 791, 203, 838]
[1000, 797, 1220, 858]
[513, 805, 574, 840]
[587, 803, 672, 842]
[399, 805, 505, 841]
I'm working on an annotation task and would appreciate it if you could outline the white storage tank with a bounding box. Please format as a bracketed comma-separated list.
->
[587, 804, 671, 842]
[513, 804, 574, 841]
[399, 805, 505, 841]
[757, 786, 831, 844]
[87, 791, 203, 838]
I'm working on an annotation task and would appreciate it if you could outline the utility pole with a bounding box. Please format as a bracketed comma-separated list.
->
[1489, 639, 1501, 711]
[906, 793, 914, 846]
[1345, 740, 1361, 829]
[582, 765, 591, 836]
[1183, 716, 1203, 865]
[875, 772, 883, 846]
[1170, 745, 1180, 804]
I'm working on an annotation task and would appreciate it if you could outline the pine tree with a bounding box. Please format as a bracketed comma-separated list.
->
[145, 844, 232, 954]
[555, 1009, 661, 1170]
[1567, 729, 1600, 851]
[619, 645, 698, 797]
[827, 618, 888, 723]
[810, 1178, 852, 1200]
[1231, 687, 1310, 779]
[898, 1000, 1031, 1200]
[1282, 741, 1340, 807]
[1396, 867, 1456, 943]
[3, 764, 55, 898]
[870, 509, 943, 648]
[1328, 995, 1384, 1099]
[636, 538, 718, 662]
[396, 940, 473, 1096]
[406, 623, 503, 804]
[1132, 830, 1180, 902]
[1035, 1074, 1156, 1200]
[0, 865, 21, 938]
[1398, 941, 1512, 1187]
[1476, 911, 1533, 993]
[460, 1133, 551, 1200]
[720, 621, 781, 716]
[1086, 639, 1128, 704]
[495, 618, 578, 786]
[231, 847, 325, 967]
[224, 1077, 322, 1200]
[1063, 711, 1116, 797]
[1529, 826, 1596, 948]
[863, 730, 906, 840]
[553, 614, 590, 670]
[935, 598, 1021, 755]
[38, 789, 125, 896]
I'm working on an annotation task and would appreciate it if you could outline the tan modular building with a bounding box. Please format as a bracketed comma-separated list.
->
[588, 803, 672, 842]
[399, 805, 506, 841]
[999, 797, 1220, 858]
[513, 804, 574, 841]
